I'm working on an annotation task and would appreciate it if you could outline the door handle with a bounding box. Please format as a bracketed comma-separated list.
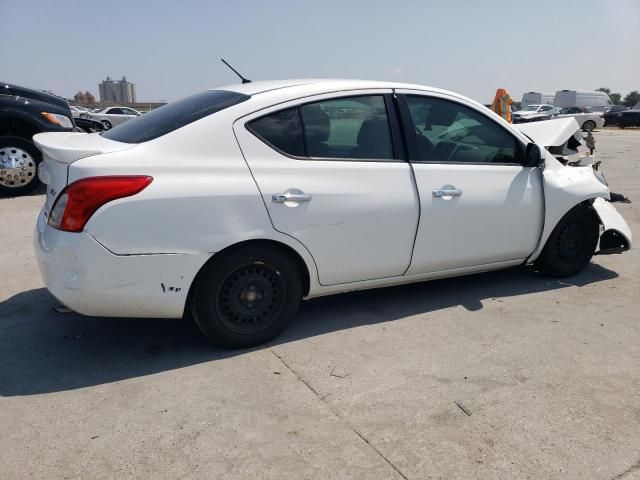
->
[433, 189, 463, 198]
[272, 192, 312, 203]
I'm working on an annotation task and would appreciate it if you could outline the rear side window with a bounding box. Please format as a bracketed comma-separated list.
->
[102, 90, 250, 143]
[247, 107, 305, 157]
[247, 95, 395, 161]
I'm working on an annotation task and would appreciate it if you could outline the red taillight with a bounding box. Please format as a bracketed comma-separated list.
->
[48, 176, 153, 232]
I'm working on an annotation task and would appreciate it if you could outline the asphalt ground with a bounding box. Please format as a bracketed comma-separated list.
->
[1, 129, 639, 479]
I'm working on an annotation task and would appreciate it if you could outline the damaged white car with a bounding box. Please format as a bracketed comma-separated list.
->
[32, 80, 632, 348]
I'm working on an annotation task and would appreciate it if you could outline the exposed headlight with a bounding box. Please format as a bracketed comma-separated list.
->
[41, 112, 73, 129]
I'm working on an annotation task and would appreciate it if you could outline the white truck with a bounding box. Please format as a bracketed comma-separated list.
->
[554, 90, 612, 109]
[521, 92, 555, 108]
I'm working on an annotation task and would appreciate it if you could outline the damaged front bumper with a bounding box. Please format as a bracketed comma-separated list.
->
[592, 197, 632, 255]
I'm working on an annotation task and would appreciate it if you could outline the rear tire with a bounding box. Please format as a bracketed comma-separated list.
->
[0, 136, 42, 197]
[535, 205, 599, 277]
[192, 245, 302, 348]
[582, 120, 596, 132]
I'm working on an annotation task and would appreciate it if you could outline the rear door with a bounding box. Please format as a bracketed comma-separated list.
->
[396, 91, 544, 274]
[234, 91, 419, 286]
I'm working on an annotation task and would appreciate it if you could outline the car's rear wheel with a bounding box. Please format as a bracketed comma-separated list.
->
[582, 120, 596, 132]
[192, 245, 302, 348]
[100, 120, 112, 130]
[0, 136, 42, 197]
[535, 205, 599, 277]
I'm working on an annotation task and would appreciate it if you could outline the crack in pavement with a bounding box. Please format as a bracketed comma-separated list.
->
[612, 457, 640, 479]
[271, 349, 409, 480]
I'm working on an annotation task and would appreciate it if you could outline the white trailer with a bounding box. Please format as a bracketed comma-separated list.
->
[554, 90, 612, 109]
[521, 92, 555, 108]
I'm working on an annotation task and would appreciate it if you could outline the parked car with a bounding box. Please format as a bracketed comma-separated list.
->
[69, 105, 89, 118]
[0, 82, 78, 196]
[553, 107, 605, 131]
[618, 108, 640, 128]
[83, 106, 141, 129]
[33, 79, 631, 348]
[512, 104, 556, 120]
[602, 105, 630, 126]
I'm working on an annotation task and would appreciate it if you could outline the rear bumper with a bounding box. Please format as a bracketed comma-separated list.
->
[34, 210, 212, 318]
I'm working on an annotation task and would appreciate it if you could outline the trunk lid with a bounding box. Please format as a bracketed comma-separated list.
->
[33, 132, 135, 213]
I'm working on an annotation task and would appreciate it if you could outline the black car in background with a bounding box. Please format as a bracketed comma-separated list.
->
[618, 108, 640, 128]
[602, 105, 629, 127]
[0, 82, 102, 196]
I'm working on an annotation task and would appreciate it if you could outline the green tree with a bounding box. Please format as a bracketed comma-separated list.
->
[623, 91, 640, 107]
[596, 87, 611, 95]
[610, 93, 621, 105]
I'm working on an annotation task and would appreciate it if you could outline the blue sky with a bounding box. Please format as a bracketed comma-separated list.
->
[1, 0, 638, 104]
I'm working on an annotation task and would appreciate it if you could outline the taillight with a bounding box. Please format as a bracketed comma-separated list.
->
[48, 176, 153, 232]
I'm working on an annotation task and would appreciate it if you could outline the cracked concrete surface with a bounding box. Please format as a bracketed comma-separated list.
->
[1, 129, 639, 479]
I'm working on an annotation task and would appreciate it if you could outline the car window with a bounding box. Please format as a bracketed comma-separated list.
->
[107, 108, 122, 114]
[299, 95, 394, 160]
[540, 105, 552, 111]
[122, 108, 137, 115]
[247, 107, 306, 157]
[406, 95, 519, 164]
[102, 90, 250, 143]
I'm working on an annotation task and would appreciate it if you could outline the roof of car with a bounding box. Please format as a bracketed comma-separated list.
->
[215, 78, 456, 98]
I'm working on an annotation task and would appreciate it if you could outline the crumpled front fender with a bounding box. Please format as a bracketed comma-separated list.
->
[592, 197, 632, 254]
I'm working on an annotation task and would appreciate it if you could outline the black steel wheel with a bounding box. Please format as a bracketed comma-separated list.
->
[535, 205, 599, 277]
[193, 245, 302, 348]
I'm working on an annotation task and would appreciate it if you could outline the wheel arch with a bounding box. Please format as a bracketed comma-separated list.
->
[528, 196, 603, 263]
[183, 238, 313, 317]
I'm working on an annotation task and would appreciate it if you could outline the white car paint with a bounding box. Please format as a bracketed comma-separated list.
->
[85, 106, 140, 128]
[32, 79, 632, 321]
[513, 104, 556, 118]
[553, 109, 605, 131]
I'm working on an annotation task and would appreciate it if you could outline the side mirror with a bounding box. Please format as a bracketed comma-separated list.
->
[525, 143, 543, 167]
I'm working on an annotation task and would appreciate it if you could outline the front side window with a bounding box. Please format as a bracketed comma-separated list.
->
[107, 108, 122, 114]
[299, 95, 393, 160]
[406, 95, 519, 164]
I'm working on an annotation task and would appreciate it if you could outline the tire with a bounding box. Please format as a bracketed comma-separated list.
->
[192, 245, 302, 348]
[535, 205, 599, 278]
[0, 136, 42, 197]
[582, 120, 596, 132]
[100, 120, 112, 130]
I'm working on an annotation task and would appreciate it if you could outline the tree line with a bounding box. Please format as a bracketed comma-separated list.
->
[596, 88, 639, 107]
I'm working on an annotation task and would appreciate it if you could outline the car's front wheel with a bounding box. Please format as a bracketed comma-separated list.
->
[192, 245, 302, 348]
[0, 136, 42, 197]
[535, 205, 599, 277]
[582, 120, 596, 132]
[100, 120, 112, 130]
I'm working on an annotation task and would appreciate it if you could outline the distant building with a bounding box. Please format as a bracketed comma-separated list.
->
[98, 76, 137, 103]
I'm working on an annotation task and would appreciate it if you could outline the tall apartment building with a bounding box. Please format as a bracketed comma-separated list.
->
[98, 76, 137, 103]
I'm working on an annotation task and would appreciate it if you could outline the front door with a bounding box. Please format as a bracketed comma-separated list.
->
[396, 91, 545, 274]
[234, 91, 419, 286]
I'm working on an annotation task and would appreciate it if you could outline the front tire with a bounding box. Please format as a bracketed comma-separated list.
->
[0, 136, 42, 196]
[535, 205, 599, 277]
[192, 245, 302, 348]
[582, 120, 596, 132]
[100, 120, 112, 130]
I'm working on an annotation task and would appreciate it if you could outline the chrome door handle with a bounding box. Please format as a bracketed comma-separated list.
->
[433, 189, 463, 198]
[272, 192, 312, 203]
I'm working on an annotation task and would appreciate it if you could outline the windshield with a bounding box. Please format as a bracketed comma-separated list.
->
[102, 90, 250, 143]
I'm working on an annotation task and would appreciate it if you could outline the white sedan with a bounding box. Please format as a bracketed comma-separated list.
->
[553, 107, 605, 132]
[33, 79, 632, 347]
[83, 106, 141, 130]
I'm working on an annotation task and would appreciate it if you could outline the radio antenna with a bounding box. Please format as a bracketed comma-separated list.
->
[220, 58, 251, 84]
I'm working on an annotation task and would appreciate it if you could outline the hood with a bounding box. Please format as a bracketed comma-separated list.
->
[0, 82, 69, 110]
[513, 117, 583, 154]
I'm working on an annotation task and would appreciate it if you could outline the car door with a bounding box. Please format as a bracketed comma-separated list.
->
[395, 91, 544, 274]
[105, 108, 125, 126]
[234, 91, 419, 286]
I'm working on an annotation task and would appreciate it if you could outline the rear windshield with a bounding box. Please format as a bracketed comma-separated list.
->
[101, 90, 250, 143]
